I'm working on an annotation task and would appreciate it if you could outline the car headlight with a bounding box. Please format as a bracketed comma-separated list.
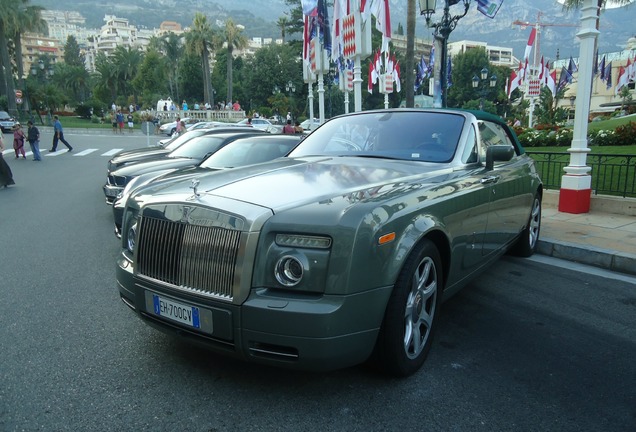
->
[275, 234, 332, 249]
[274, 255, 304, 287]
[126, 219, 138, 253]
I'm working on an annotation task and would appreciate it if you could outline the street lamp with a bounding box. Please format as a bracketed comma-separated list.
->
[471, 67, 497, 111]
[30, 60, 55, 124]
[285, 80, 296, 120]
[419, 0, 471, 108]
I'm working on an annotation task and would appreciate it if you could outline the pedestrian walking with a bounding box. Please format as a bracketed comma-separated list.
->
[13, 123, 27, 159]
[50, 115, 73, 152]
[0, 133, 16, 188]
[26, 121, 42, 161]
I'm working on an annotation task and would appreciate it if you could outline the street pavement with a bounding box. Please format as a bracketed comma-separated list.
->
[540, 190, 636, 276]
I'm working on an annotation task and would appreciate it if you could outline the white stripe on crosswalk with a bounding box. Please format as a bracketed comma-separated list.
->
[102, 149, 123, 156]
[73, 149, 98, 156]
[46, 150, 69, 157]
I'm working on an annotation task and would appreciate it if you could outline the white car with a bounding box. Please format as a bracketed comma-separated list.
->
[236, 118, 273, 132]
[300, 118, 322, 132]
[158, 117, 197, 136]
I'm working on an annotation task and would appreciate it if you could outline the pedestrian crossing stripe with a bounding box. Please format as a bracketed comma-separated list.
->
[2, 149, 124, 157]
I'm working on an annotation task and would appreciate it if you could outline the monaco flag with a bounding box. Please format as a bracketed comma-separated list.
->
[524, 28, 536, 61]
[546, 69, 557, 96]
[615, 66, 628, 95]
[507, 69, 521, 98]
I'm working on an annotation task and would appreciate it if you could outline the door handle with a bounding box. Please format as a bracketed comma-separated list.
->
[480, 175, 500, 184]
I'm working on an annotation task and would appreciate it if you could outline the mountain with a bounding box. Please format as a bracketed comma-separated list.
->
[31, 0, 635, 61]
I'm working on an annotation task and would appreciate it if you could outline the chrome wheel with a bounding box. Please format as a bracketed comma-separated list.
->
[404, 256, 438, 359]
[528, 196, 541, 250]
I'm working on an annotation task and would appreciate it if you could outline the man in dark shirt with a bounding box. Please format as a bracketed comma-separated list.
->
[27, 121, 42, 161]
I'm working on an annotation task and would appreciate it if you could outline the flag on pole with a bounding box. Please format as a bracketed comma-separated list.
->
[301, 0, 318, 15]
[446, 57, 453, 88]
[604, 61, 612, 89]
[507, 69, 521, 98]
[393, 60, 401, 92]
[599, 55, 606, 80]
[538, 56, 545, 80]
[524, 27, 536, 61]
[476, 0, 504, 19]
[593, 50, 598, 76]
[371, 0, 391, 53]
[368, 61, 374, 93]
[330, 0, 347, 61]
[615, 66, 628, 95]
[626, 57, 634, 81]
[546, 69, 557, 96]
[567, 56, 578, 76]
[557, 67, 571, 91]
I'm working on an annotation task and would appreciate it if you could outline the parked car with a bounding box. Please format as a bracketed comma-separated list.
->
[0, 111, 16, 132]
[158, 117, 198, 136]
[104, 130, 265, 204]
[107, 127, 260, 181]
[116, 109, 542, 377]
[236, 117, 274, 132]
[112, 134, 302, 237]
[299, 118, 322, 132]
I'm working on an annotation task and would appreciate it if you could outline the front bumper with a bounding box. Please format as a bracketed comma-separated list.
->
[103, 184, 123, 204]
[116, 254, 392, 371]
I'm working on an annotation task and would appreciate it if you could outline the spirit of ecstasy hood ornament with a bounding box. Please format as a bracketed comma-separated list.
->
[187, 178, 200, 201]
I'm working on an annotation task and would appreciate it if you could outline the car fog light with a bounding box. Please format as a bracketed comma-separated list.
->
[275, 256, 304, 287]
[127, 221, 137, 253]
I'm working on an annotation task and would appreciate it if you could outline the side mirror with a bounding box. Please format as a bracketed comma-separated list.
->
[485, 145, 514, 170]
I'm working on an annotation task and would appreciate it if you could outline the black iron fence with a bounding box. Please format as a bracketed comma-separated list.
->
[525, 152, 636, 198]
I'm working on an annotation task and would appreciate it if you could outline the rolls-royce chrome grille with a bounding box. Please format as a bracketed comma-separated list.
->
[136, 216, 241, 300]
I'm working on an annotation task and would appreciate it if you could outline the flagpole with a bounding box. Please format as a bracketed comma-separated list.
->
[558, 0, 598, 214]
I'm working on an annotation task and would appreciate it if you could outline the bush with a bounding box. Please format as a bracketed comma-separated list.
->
[613, 121, 636, 146]
[588, 129, 617, 146]
[555, 128, 573, 147]
[75, 105, 92, 119]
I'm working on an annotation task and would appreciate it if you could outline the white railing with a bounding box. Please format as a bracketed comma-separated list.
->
[150, 110, 246, 123]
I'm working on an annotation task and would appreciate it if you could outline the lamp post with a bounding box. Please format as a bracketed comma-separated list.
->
[419, 0, 471, 108]
[285, 80, 296, 120]
[471, 67, 497, 111]
[30, 60, 54, 125]
[326, 67, 336, 118]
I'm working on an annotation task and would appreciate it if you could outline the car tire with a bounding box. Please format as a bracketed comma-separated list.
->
[373, 239, 442, 377]
[510, 193, 542, 257]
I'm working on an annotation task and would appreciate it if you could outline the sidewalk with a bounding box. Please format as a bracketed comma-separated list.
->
[538, 190, 636, 276]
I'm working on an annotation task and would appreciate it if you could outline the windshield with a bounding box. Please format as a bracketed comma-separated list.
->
[200, 137, 300, 169]
[164, 130, 206, 151]
[168, 135, 226, 159]
[289, 111, 465, 163]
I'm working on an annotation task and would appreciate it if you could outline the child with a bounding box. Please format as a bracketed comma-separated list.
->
[127, 113, 134, 133]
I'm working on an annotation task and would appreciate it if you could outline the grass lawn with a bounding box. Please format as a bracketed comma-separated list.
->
[587, 113, 636, 132]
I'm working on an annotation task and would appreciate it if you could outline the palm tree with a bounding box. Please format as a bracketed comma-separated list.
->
[0, 0, 27, 115]
[94, 52, 119, 104]
[162, 32, 183, 102]
[113, 45, 143, 102]
[14, 3, 46, 113]
[223, 19, 247, 104]
[185, 12, 216, 107]
[276, 16, 290, 42]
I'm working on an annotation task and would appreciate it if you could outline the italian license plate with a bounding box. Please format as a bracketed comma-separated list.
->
[152, 294, 200, 329]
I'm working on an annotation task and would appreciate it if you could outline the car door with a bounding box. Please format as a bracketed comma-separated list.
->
[477, 120, 533, 257]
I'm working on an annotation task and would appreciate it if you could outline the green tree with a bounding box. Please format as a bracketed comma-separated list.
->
[185, 12, 217, 108]
[53, 62, 91, 106]
[93, 52, 119, 105]
[533, 86, 568, 126]
[63, 35, 85, 67]
[15, 3, 46, 114]
[113, 45, 143, 103]
[223, 18, 248, 105]
[179, 52, 204, 104]
[618, 86, 633, 112]
[282, 0, 304, 37]
[0, 0, 31, 115]
[277, 16, 290, 42]
[161, 32, 183, 102]
[132, 49, 167, 106]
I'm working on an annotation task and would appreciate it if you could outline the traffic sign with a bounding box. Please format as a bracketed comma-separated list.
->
[16, 97, 23, 104]
[15, 90, 23, 98]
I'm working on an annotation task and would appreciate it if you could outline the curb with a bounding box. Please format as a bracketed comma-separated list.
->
[537, 238, 636, 277]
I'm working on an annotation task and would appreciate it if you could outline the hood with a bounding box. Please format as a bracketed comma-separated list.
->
[140, 156, 450, 212]
[111, 148, 169, 163]
[112, 156, 199, 177]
